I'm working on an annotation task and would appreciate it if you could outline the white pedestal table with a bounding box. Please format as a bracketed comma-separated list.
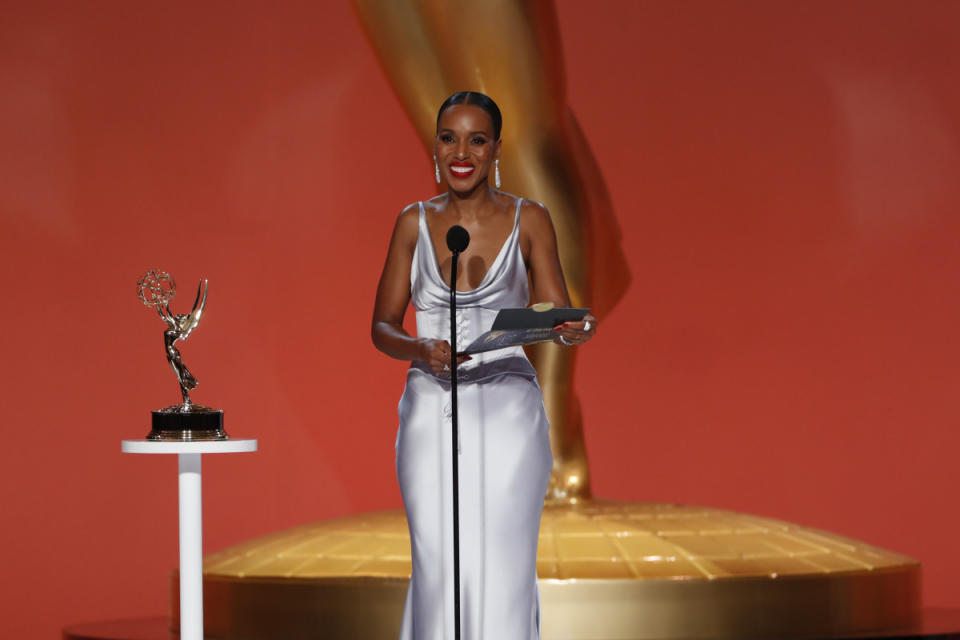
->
[121, 439, 258, 640]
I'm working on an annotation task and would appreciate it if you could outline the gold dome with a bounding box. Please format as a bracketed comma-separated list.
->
[188, 501, 920, 639]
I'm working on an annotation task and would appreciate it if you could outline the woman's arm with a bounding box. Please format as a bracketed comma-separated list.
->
[371, 205, 461, 373]
[522, 200, 597, 346]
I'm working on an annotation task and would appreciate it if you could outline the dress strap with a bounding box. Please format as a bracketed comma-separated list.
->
[416, 201, 428, 251]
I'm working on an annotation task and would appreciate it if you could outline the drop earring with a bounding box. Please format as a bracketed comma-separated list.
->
[434, 156, 441, 184]
[494, 159, 501, 189]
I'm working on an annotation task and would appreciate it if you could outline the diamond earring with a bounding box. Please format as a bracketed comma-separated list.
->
[494, 159, 501, 189]
[434, 156, 441, 184]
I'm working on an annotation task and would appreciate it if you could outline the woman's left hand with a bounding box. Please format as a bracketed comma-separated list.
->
[553, 313, 597, 347]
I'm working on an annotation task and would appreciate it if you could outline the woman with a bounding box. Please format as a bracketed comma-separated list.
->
[372, 91, 596, 640]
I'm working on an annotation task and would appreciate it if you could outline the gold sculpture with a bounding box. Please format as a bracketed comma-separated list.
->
[352, 0, 630, 501]
[185, 3, 921, 638]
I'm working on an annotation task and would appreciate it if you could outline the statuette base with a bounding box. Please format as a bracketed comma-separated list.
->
[149, 404, 227, 441]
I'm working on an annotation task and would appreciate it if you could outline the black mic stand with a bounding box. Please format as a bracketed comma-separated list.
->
[449, 247, 462, 640]
[446, 225, 468, 640]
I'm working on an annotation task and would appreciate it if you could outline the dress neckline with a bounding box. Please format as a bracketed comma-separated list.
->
[419, 198, 522, 295]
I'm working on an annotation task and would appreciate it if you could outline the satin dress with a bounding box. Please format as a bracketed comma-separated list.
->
[396, 199, 552, 640]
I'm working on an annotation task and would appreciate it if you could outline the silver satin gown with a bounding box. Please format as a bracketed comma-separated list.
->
[396, 199, 553, 640]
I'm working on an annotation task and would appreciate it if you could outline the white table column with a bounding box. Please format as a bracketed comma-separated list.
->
[122, 439, 257, 640]
[179, 453, 203, 640]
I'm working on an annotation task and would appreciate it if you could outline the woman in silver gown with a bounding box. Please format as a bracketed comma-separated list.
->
[372, 92, 596, 640]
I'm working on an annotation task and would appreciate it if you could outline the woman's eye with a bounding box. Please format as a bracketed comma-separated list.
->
[441, 134, 455, 143]
[471, 137, 487, 145]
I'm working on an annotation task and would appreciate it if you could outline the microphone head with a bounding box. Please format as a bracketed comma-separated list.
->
[446, 225, 470, 253]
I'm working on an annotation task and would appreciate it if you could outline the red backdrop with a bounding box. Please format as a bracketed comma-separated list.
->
[1, 1, 958, 638]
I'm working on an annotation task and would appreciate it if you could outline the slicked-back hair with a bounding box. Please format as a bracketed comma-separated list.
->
[436, 91, 503, 140]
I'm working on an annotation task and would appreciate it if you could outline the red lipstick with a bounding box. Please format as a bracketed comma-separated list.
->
[449, 161, 475, 179]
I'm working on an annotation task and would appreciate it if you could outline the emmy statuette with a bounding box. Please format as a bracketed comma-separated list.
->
[136, 270, 227, 441]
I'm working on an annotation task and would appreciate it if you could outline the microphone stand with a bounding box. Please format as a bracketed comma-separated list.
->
[448, 248, 462, 640]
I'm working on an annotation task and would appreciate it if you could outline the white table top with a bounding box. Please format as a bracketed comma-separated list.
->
[121, 439, 258, 454]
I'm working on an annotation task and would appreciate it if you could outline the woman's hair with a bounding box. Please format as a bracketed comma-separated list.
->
[436, 91, 503, 140]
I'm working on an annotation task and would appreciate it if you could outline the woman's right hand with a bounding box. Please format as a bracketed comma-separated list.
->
[417, 338, 471, 375]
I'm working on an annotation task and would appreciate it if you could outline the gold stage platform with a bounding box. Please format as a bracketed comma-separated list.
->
[185, 500, 920, 639]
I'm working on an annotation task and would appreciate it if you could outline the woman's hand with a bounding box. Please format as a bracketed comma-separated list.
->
[417, 338, 472, 374]
[553, 313, 597, 347]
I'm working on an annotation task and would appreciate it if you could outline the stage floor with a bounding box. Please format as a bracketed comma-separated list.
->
[62, 610, 960, 640]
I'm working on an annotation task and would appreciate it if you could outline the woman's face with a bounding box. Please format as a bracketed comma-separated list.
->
[434, 104, 501, 192]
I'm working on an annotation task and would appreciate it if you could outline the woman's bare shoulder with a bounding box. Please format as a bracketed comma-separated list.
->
[391, 202, 422, 244]
[516, 197, 553, 232]
[517, 196, 549, 214]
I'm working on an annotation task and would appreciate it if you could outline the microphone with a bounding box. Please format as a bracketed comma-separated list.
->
[446, 225, 470, 254]
[445, 222, 469, 640]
